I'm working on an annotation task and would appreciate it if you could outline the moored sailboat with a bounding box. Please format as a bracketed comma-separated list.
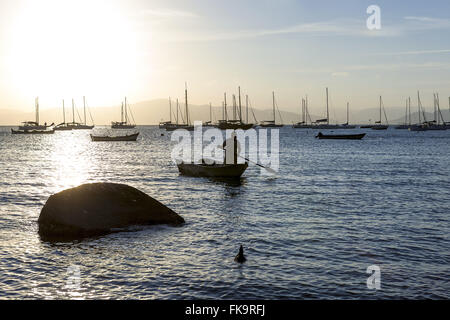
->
[218, 87, 255, 130]
[395, 97, 411, 129]
[111, 97, 136, 129]
[13, 97, 54, 134]
[293, 96, 314, 128]
[337, 102, 356, 129]
[371, 96, 389, 130]
[54, 99, 72, 131]
[259, 91, 284, 127]
[311, 88, 340, 129]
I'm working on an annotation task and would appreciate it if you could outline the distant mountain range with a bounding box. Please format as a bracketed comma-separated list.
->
[1, 99, 449, 125]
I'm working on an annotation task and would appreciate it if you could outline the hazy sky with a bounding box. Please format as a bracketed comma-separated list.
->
[0, 0, 449, 115]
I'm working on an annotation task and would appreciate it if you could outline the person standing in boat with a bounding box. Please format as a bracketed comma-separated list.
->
[222, 131, 241, 164]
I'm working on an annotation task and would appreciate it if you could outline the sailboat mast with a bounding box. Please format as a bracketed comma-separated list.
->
[417, 91, 422, 124]
[83, 96, 87, 125]
[169, 97, 172, 123]
[347, 102, 349, 124]
[36, 97, 39, 124]
[301, 98, 304, 123]
[238, 86, 242, 122]
[124, 97, 128, 124]
[121, 102, 124, 123]
[62, 99, 65, 124]
[224, 93, 228, 121]
[176, 99, 179, 125]
[209, 102, 212, 123]
[306, 95, 310, 124]
[408, 97, 411, 125]
[405, 98, 408, 125]
[185, 83, 189, 125]
[72, 98, 75, 124]
[246, 95, 249, 124]
[325, 88, 329, 125]
[436, 93, 445, 125]
[434, 93, 437, 124]
[272, 91, 276, 123]
[379, 96, 382, 124]
[232, 95, 236, 120]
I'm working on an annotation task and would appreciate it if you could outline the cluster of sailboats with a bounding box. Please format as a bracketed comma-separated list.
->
[396, 92, 449, 131]
[159, 84, 284, 131]
[11, 96, 138, 140]
[160, 85, 450, 133]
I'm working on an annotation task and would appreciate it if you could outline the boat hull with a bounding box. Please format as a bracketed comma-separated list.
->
[111, 124, 136, 129]
[70, 125, 94, 130]
[258, 124, 284, 128]
[395, 125, 410, 129]
[218, 122, 254, 130]
[90, 133, 139, 141]
[165, 125, 194, 131]
[371, 125, 389, 130]
[316, 132, 366, 140]
[11, 128, 55, 134]
[177, 162, 248, 178]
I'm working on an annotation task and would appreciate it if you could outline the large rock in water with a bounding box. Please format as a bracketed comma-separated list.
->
[38, 183, 184, 240]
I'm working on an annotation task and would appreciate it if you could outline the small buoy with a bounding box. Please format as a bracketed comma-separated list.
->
[234, 245, 246, 263]
[161, 133, 164, 136]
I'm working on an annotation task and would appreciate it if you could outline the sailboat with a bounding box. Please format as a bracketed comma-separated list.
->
[409, 91, 427, 131]
[337, 102, 356, 129]
[111, 97, 136, 129]
[166, 83, 194, 131]
[371, 96, 389, 130]
[159, 97, 175, 129]
[165, 98, 188, 131]
[312, 88, 340, 129]
[67, 97, 95, 129]
[293, 96, 314, 128]
[218, 87, 254, 130]
[426, 93, 447, 130]
[204, 103, 215, 127]
[259, 91, 284, 127]
[54, 99, 72, 131]
[16, 97, 54, 131]
[13, 97, 55, 134]
[395, 97, 412, 129]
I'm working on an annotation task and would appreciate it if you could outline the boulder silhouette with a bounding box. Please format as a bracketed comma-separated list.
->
[38, 183, 184, 241]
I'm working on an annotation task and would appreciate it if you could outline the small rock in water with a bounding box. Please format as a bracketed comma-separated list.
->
[234, 245, 246, 263]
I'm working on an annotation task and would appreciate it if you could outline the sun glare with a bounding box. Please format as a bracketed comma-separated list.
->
[6, 0, 138, 104]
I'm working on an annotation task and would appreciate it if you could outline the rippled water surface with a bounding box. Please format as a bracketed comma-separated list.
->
[0, 126, 449, 299]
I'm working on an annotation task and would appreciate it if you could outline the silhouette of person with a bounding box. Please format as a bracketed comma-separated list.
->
[222, 131, 240, 164]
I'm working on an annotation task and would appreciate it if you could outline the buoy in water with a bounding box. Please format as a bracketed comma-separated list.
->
[234, 245, 246, 263]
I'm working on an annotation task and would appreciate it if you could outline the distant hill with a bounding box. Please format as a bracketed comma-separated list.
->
[1, 99, 450, 125]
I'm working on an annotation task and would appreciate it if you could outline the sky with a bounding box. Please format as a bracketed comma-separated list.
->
[0, 0, 449, 116]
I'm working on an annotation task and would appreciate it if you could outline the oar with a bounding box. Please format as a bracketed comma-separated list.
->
[239, 155, 277, 175]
